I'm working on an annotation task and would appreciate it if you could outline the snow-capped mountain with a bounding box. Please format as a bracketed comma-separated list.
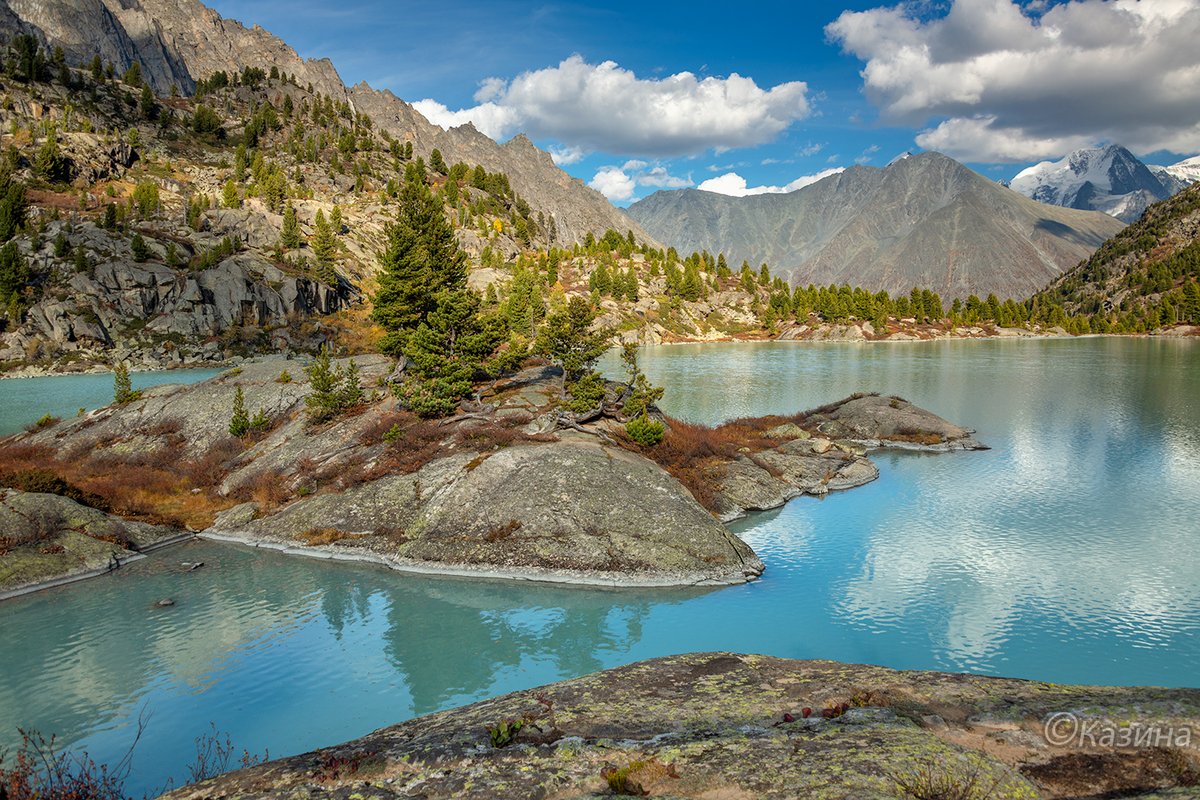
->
[1010, 144, 1192, 224]
[1150, 155, 1200, 191]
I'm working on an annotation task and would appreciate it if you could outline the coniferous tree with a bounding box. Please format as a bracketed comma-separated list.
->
[280, 203, 301, 249]
[229, 386, 250, 437]
[0, 167, 27, 242]
[535, 296, 612, 404]
[139, 85, 157, 119]
[130, 233, 149, 262]
[310, 209, 337, 281]
[371, 168, 467, 354]
[0, 242, 28, 305]
[399, 290, 503, 417]
[222, 179, 240, 209]
[429, 148, 447, 174]
[122, 62, 142, 87]
[112, 362, 139, 404]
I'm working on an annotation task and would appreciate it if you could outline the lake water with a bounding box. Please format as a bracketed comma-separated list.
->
[1, 339, 1198, 794]
[0, 368, 225, 436]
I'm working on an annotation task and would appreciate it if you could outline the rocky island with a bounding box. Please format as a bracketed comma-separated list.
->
[0, 354, 984, 596]
[165, 652, 1200, 799]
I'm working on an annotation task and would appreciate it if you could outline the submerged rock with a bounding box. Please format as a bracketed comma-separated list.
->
[163, 652, 1200, 800]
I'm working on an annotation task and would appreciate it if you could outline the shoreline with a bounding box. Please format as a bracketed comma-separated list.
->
[2, 328, 1196, 380]
[0, 531, 197, 602]
[198, 529, 760, 590]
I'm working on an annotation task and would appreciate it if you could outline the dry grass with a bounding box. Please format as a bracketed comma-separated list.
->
[324, 306, 385, 355]
[0, 438, 242, 530]
[616, 416, 786, 512]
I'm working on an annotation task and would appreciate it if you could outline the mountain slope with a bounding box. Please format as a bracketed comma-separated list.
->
[0, 0, 647, 246]
[1032, 183, 1200, 329]
[628, 152, 1124, 299]
[1009, 144, 1189, 223]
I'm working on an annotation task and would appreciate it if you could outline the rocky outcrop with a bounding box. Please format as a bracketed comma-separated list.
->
[5, 361, 991, 589]
[163, 651, 1200, 799]
[10, 358, 763, 587]
[709, 394, 984, 520]
[210, 439, 763, 587]
[0, 218, 354, 368]
[0, 488, 180, 597]
[800, 393, 985, 451]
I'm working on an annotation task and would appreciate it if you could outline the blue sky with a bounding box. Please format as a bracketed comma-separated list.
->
[208, 0, 1200, 206]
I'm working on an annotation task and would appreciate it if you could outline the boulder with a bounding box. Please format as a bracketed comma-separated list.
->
[210, 440, 764, 587]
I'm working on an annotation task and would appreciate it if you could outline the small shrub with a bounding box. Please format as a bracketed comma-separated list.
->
[277, 369, 292, 384]
[0, 468, 107, 510]
[382, 423, 402, 443]
[27, 413, 60, 431]
[888, 755, 1016, 800]
[487, 719, 524, 749]
[624, 414, 664, 446]
[601, 758, 679, 796]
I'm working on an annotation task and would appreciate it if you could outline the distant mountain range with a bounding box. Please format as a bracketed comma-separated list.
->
[627, 152, 1124, 300]
[1009, 145, 1198, 223]
[0, 0, 648, 246]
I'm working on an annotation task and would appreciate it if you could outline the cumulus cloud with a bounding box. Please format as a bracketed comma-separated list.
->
[697, 167, 845, 197]
[588, 161, 694, 201]
[548, 145, 586, 166]
[415, 55, 810, 157]
[588, 166, 638, 202]
[410, 99, 518, 141]
[827, 0, 1200, 161]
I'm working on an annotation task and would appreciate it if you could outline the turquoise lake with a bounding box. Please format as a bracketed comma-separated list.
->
[0, 368, 225, 435]
[0, 338, 1198, 794]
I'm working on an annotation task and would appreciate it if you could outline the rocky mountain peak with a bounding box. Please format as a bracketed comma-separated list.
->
[0, 0, 651, 246]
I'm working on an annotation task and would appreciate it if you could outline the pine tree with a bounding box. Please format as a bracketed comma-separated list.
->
[139, 85, 157, 119]
[229, 386, 250, 437]
[311, 209, 338, 280]
[0, 242, 29, 304]
[112, 362, 139, 405]
[399, 290, 503, 417]
[535, 296, 612, 399]
[0, 167, 26, 243]
[123, 62, 142, 87]
[222, 179, 240, 209]
[130, 233, 149, 262]
[280, 203, 301, 249]
[304, 346, 341, 423]
[370, 170, 468, 354]
[429, 148, 447, 174]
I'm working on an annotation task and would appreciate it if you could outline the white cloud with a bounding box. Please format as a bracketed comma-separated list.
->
[855, 144, 881, 164]
[588, 166, 637, 202]
[415, 55, 810, 157]
[410, 99, 518, 141]
[548, 145, 586, 165]
[588, 162, 694, 201]
[827, 0, 1200, 162]
[697, 167, 845, 197]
